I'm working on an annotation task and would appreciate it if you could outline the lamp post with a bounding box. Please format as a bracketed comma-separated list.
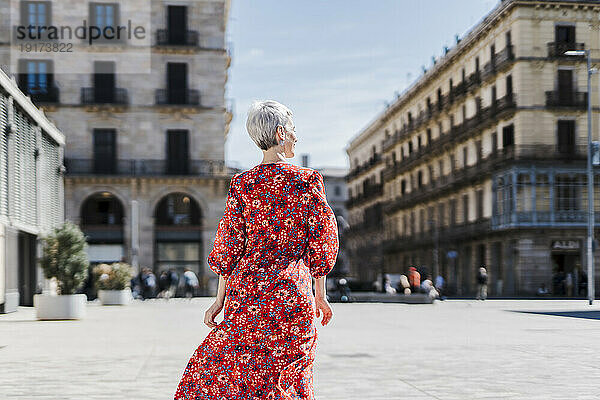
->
[565, 49, 596, 305]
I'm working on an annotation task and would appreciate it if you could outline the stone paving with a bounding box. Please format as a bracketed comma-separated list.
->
[1, 298, 599, 399]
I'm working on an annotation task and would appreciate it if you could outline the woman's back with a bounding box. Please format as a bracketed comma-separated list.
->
[208, 161, 339, 281]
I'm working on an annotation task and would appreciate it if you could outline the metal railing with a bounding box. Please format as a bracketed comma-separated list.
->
[155, 88, 200, 106]
[27, 85, 60, 104]
[81, 87, 128, 105]
[545, 90, 588, 108]
[64, 158, 227, 176]
[156, 29, 199, 47]
[547, 42, 585, 58]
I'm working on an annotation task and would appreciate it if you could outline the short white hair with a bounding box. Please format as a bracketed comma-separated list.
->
[246, 100, 293, 151]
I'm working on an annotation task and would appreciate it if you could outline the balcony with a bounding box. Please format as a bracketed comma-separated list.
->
[466, 70, 481, 92]
[383, 144, 588, 215]
[81, 87, 128, 105]
[346, 153, 383, 181]
[346, 183, 384, 209]
[64, 158, 227, 176]
[156, 29, 199, 47]
[547, 42, 585, 58]
[155, 88, 200, 106]
[26, 85, 60, 104]
[545, 90, 587, 108]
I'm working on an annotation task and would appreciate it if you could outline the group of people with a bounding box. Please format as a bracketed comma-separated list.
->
[391, 267, 445, 300]
[551, 269, 587, 297]
[131, 267, 200, 300]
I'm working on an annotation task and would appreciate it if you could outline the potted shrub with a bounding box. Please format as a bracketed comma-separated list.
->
[34, 221, 90, 320]
[93, 262, 134, 305]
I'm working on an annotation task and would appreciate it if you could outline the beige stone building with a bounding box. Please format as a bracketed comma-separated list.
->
[0, 0, 233, 294]
[346, 0, 600, 296]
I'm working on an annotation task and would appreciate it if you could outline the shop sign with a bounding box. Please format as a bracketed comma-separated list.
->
[551, 240, 580, 250]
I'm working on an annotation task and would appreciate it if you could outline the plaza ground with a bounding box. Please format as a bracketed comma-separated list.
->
[1, 298, 599, 399]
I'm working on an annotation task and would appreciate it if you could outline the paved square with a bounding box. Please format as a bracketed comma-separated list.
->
[1, 299, 599, 399]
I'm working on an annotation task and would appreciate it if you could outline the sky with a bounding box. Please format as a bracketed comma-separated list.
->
[226, 0, 498, 171]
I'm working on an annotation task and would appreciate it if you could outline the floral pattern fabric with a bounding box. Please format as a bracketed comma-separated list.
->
[174, 162, 339, 400]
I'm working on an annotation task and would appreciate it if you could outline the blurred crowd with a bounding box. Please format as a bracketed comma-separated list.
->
[131, 267, 200, 300]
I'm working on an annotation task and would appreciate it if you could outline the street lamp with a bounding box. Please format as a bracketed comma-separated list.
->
[565, 49, 597, 305]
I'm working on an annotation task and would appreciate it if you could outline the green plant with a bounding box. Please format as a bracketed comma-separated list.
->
[93, 262, 133, 290]
[39, 221, 90, 295]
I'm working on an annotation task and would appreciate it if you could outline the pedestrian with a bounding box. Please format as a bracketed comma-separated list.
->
[141, 267, 157, 299]
[565, 272, 573, 297]
[421, 275, 439, 300]
[476, 265, 488, 300]
[169, 268, 180, 298]
[435, 274, 445, 300]
[384, 273, 397, 295]
[399, 274, 411, 295]
[183, 268, 198, 298]
[408, 266, 421, 293]
[158, 270, 171, 299]
[174, 100, 339, 399]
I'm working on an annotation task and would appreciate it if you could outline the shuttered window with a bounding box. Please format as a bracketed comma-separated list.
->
[0, 93, 8, 216]
[13, 109, 37, 226]
[40, 133, 60, 229]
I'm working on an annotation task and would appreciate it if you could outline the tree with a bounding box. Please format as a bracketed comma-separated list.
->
[40, 221, 90, 295]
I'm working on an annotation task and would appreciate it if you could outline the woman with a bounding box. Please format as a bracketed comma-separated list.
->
[174, 100, 339, 399]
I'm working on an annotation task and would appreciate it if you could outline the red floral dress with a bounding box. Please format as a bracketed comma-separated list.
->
[174, 162, 339, 400]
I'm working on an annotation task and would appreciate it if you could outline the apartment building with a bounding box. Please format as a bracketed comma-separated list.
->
[0, 0, 233, 294]
[346, 0, 600, 296]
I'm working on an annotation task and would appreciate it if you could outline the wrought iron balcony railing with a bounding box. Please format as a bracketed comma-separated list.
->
[156, 29, 199, 46]
[81, 87, 128, 105]
[155, 88, 200, 106]
[547, 42, 585, 58]
[545, 90, 587, 108]
[26, 85, 60, 104]
[64, 158, 227, 176]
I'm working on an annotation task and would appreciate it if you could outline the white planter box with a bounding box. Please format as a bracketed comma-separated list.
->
[97, 288, 132, 305]
[33, 294, 87, 320]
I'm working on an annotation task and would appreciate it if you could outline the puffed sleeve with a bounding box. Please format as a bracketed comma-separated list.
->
[207, 174, 246, 278]
[302, 170, 340, 279]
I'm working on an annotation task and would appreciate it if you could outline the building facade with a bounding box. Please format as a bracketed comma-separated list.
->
[0, 0, 233, 294]
[346, 0, 600, 296]
[0, 68, 65, 313]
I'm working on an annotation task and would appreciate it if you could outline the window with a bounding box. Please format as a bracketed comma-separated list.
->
[491, 132, 498, 154]
[555, 174, 582, 212]
[475, 57, 480, 72]
[491, 86, 497, 103]
[438, 203, 445, 228]
[166, 5, 188, 44]
[408, 141, 413, 154]
[449, 198, 457, 226]
[417, 135, 422, 150]
[461, 68, 466, 82]
[417, 170, 423, 188]
[18, 59, 53, 95]
[555, 25, 575, 44]
[462, 193, 469, 223]
[517, 173, 532, 212]
[167, 130, 190, 174]
[536, 174, 550, 212]
[476, 140, 482, 162]
[557, 120, 575, 155]
[502, 124, 514, 148]
[506, 31, 512, 46]
[334, 185, 341, 196]
[476, 189, 484, 220]
[490, 44, 496, 62]
[93, 129, 117, 174]
[438, 159, 444, 177]
[449, 154, 455, 171]
[401, 179, 406, 194]
[20, 1, 52, 38]
[463, 146, 468, 167]
[427, 129, 432, 145]
[90, 3, 119, 31]
[506, 75, 513, 96]
[419, 209, 425, 234]
[475, 97, 482, 113]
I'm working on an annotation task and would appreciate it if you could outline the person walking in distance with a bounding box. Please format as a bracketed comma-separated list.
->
[174, 100, 339, 399]
[476, 266, 488, 300]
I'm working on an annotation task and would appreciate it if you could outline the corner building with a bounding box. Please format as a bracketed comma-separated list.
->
[0, 0, 233, 294]
[346, 0, 600, 296]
